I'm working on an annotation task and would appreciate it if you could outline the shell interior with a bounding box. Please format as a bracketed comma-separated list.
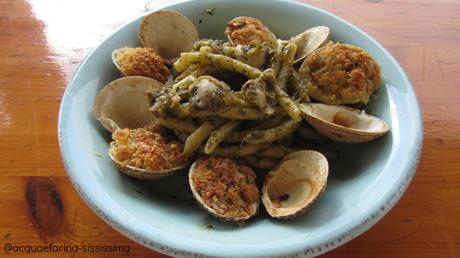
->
[262, 150, 328, 219]
[93, 76, 163, 132]
[299, 103, 390, 143]
[291, 26, 330, 64]
[139, 10, 199, 61]
[111, 48, 124, 72]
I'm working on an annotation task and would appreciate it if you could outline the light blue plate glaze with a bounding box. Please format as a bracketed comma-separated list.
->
[58, 0, 423, 257]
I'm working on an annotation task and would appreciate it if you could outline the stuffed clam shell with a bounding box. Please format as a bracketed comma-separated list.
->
[225, 16, 278, 49]
[93, 76, 189, 179]
[189, 157, 259, 223]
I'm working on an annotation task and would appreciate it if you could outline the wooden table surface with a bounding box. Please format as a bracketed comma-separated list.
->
[1, 0, 459, 257]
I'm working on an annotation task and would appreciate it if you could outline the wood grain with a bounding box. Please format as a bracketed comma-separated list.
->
[0, 0, 459, 257]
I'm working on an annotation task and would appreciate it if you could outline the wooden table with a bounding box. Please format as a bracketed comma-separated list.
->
[0, 0, 458, 257]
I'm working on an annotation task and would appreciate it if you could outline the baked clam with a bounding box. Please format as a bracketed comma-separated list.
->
[291, 26, 330, 65]
[299, 103, 390, 143]
[189, 157, 259, 223]
[111, 47, 170, 83]
[108, 127, 188, 180]
[225, 16, 278, 49]
[139, 10, 200, 61]
[93, 76, 188, 179]
[262, 150, 328, 219]
[299, 42, 381, 105]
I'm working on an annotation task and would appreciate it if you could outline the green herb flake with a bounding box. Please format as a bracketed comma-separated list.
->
[200, 223, 214, 231]
[205, 7, 215, 16]
[92, 150, 103, 158]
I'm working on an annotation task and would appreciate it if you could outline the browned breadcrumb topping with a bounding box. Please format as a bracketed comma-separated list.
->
[192, 157, 259, 218]
[110, 126, 186, 171]
[116, 47, 170, 83]
[302, 42, 381, 105]
[225, 17, 277, 48]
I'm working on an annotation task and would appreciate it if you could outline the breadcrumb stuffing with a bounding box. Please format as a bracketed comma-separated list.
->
[110, 126, 186, 171]
[192, 157, 259, 218]
[225, 17, 277, 49]
[301, 42, 381, 105]
[116, 47, 170, 83]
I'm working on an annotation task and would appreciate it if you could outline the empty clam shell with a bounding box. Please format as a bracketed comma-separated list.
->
[291, 26, 330, 65]
[189, 157, 259, 223]
[262, 150, 328, 219]
[139, 10, 200, 61]
[299, 103, 390, 143]
[93, 76, 163, 132]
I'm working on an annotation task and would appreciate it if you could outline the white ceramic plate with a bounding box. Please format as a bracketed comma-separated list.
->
[58, 0, 423, 257]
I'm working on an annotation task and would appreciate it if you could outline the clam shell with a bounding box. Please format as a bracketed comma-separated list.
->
[108, 143, 188, 180]
[225, 16, 278, 49]
[299, 103, 390, 143]
[291, 26, 330, 65]
[93, 76, 163, 132]
[139, 10, 199, 61]
[112, 47, 172, 83]
[189, 160, 259, 223]
[262, 150, 328, 219]
[112, 47, 124, 72]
